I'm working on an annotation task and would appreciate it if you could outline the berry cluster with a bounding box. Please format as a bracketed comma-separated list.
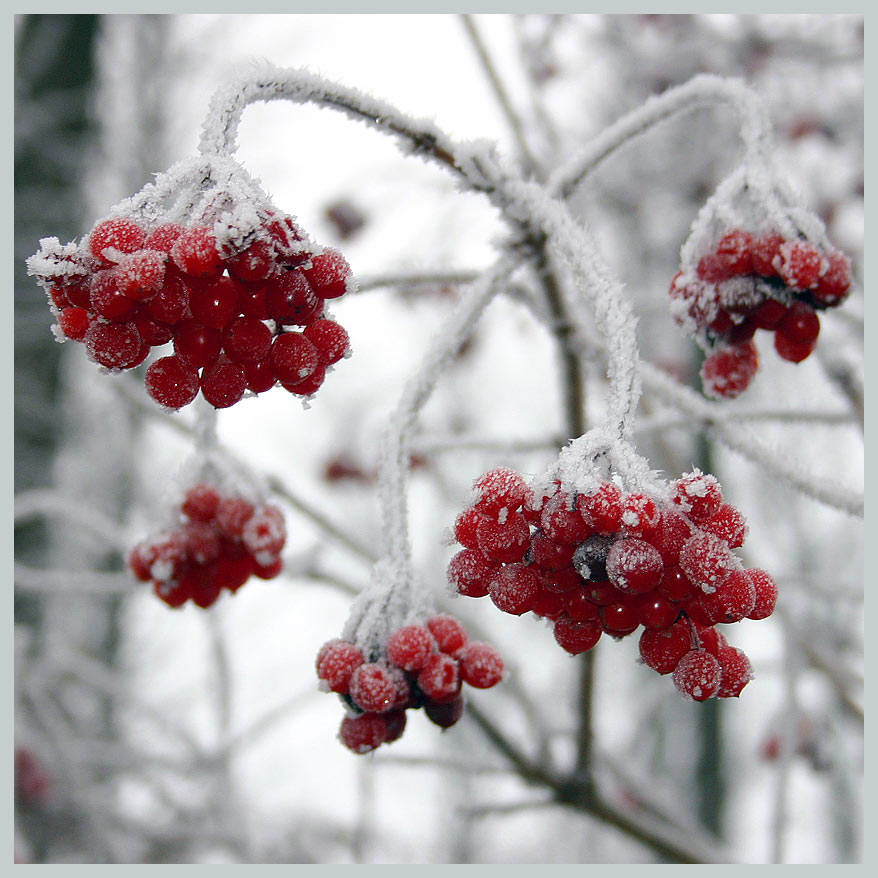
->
[316, 614, 504, 753]
[448, 467, 778, 701]
[669, 229, 852, 398]
[30, 212, 353, 410]
[127, 482, 286, 608]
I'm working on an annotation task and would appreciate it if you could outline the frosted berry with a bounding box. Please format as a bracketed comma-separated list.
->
[227, 239, 275, 282]
[531, 532, 576, 571]
[487, 563, 540, 615]
[223, 317, 273, 363]
[339, 712, 389, 754]
[189, 277, 242, 329]
[672, 470, 723, 522]
[200, 358, 247, 409]
[606, 538, 664, 594]
[417, 652, 461, 704]
[447, 548, 496, 598]
[619, 493, 661, 539]
[777, 240, 823, 290]
[453, 507, 483, 550]
[639, 618, 692, 674]
[303, 248, 353, 299]
[145, 356, 200, 409]
[265, 270, 322, 326]
[716, 645, 753, 697]
[90, 270, 137, 322]
[85, 320, 143, 370]
[215, 496, 255, 539]
[386, 625, 436, 672]
[475, 511, 530, 563]
[170, 226, 223, 278]
[182, 483, 221, 522]
[304, 319, 350, 365]
[426, 614, 469, 654]
[115, 249, 166, 301]
[173, 320, 223, 370]
[746, 568, 779, 620]
[697, 569, 756, 624]
[572, 534, 614, 582]
[472, 468, 531, 517]
[678, 531, 737, 593]
[457, 642, 504, 688]
[316, 640, 364, 694]
[540, 493, 591, 544]
[700, 503, 748, 548]
[241, 504, 286, 565]
[580, 482, 624, 533]
[600, 600, 639, 637]
[144, 222, 185, 253]
[57, 306, 91, 341]
[89, 218, 145, 263]
[349, 662, 397, 713]
[243, 359, 277, 394]
[700, 341, 758, 399]
[145, 272, 190, 325]
[751, 233, 785, 276]
[553, 613, 602, 655]
[282, 364, 326, 397]
[673, 648, 722, 701]
[632, 591, 678, 629]
[269, 332, 320, 385]
[813, 250, 852, 305]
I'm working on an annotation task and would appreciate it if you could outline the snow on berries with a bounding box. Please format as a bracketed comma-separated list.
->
[27, 185, 355, 412]
[669, 227, 852, 399]
[316, 614, 504, 754]
[448, 466, 779, 702]
[127, 481, 286, 608]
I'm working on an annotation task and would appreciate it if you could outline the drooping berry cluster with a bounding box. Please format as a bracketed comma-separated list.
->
[448, 467, 778, 701]
[29, 211, 353, 410]
[128, 482, 286, 608]
[316, 614, 504, 753]
[669, 229, 852, 398]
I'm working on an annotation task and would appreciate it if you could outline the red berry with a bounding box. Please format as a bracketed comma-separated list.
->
[714, 229, 754, 275]
[777, 240, 824, 290]
[316, 640, 363, 694]
[453, 506, 484, 549]
[265, 269, 322, 325]
[281, 364, 326, 397]
[241, 504, 286, 565]
[531, 587, 567, 620]
[606, 538, 664, 594]
[700, 340, 759, 399]
[475, 511, 530, 563]
[774, 332, 816, 364]
[750, 298, 788, 330]
[751, 233, 785, 276]
[652, 510, 693, 565]
[813, 250, 852, 306]
[540, 493, 591, 544]
[580, 482, 624, 534]
[237, 283, 270, 319]
[716, 645, 753, 698]
[778, 300, 820, 345]
[145, 272, 191, 325]
[144, 355, 200, 409]
[386, 625, 436, 671]
[600, 600, 639, 637]
[215, 496, 255, 539]
[424, 696, 465, 729]
[417, 652, 461, 703]
[553, 613, 602, 655]
[678, 531, 737, 593]
[426, 614, 469, 654]
[154, 578, 192, 608]
[697, 569, 756, 624]
[639, 619, 692, 674]
[303, 248, 353, 299]
[189, 277, 242, 329]
[243, 359, 277, 394]
[171, 226, 223, 278]
[619, 493, 661, 539]
[541, 564, 585, 594]
[339, 712, 389, 754]
[89, 217, 145, 263]
[632, 591, 679, 629]
[173, 319, 222, 370]
[472, 468, 531, 517]
[530, 532, 576, 571]
[746, 569, 779, 620]
[200, 357, 247, 409]
[487, 563, 540, 615]
[133, 311, 174, 347]
[221, 317, 272, 363]
[57, 306, 91, 341]
[144, 223, 185, 253]
[90, 270, 137, 322]
[447, 548, 497, 598]
[269, 332, 320, 385]
[227, 239, 276, 283]
[700, 503, 748, 548]
[182, 484, 221, 522]
[182, 520, 222, 565]
[672, 470, 723, 522]
[303, 319, 350, 365]
[115, 249, 166, 301]
[85, 320, 143, 370]
[673, 649, 722, 701]
[656, 565, 698, 603]
[349, 662, 398, 713]
[563, 588, 600, 621]
[457, 642, 504, 688]
[214, 553, 255, 592]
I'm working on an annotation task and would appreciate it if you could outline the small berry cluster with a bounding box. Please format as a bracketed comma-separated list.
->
[448, 467, 778, 701]
[127, 482, 286, 608]
[316, 614, 504, 753]
[29, 212, 353, 410]
[669, 229, 852, 398]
